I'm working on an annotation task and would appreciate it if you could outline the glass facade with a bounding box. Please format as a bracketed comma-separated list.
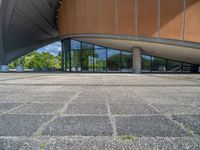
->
[107, 49, 121, 72]
[141, 55, 198, 73]
[62, 39, 133, 73]
[94, 46, 107, 72]
[62, 39, 198, 73]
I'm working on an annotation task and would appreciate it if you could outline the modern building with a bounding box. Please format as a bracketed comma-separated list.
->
[0, 0, 200, 73]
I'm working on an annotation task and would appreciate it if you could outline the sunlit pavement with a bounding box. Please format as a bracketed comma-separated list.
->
[0, 73, 200, 150]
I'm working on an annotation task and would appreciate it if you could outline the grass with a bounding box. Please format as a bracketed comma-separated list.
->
[186, 127, 194, 135]
[119, 135, 136, 141]
[40, 143, 46, 149]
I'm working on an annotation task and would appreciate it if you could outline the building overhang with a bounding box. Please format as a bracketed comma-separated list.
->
[0, 0, 60, 64]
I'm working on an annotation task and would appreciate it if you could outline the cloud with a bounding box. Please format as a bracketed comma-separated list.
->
[37, 42, 61, 56]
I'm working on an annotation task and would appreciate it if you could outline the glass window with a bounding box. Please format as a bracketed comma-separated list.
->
[71, 40, 81, 50]
[65, 51, 70, 71]
[183, 63, 191, 73]
[151, 57, 166, 72]
[142, 55, 151, 72]
[95, 45, 105, 49]
[63, 40, 70, 72]
[81, 49, 94, 72]
[71, 50, 81, 72]
[121, 51, 132, 72]
[82, 42, 93, 50]
[167, 60, 182, 72]
[183, 63, 191, 67]
[94, 49, 107, 72]
[62, 39, 197, 74]
[107, 49, 121, 72]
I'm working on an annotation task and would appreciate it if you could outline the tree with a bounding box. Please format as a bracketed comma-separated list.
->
[9, 51, 61, 70]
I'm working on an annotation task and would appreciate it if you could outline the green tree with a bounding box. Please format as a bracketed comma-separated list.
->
[9, 51, 61, 70]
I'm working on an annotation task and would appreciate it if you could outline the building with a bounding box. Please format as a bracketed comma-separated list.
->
[0, 0, 200, 73]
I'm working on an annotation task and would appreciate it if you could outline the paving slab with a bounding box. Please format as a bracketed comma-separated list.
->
[110, 104, 158, 115]
[169, 137, 200, 150]
[0, 103, 22, 113]
[64, 103, 108, 115]
[115, 116, 191, 137]
[0, 137, 200, 150]
[0, 73, 200, 149]
[45, 137, 200, 150]
[32, 95, 72, 103]
[0, 114, 53, 136]
[152, 104, 200, 115]
[11, 103, 64, 114]
[0, 94, 35, 103]
[72, 96, 107, 104]
[172, 115, 200, 135]
[42, 116, 113, 136]
[108, 96, 146, 104]
[45, 137, 89, 150]
[0, 138, 42, 150]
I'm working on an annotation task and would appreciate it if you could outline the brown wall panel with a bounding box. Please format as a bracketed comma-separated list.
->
[117, 0, 135, 35]
[99, 0, 117, 34]
[185, 0, 200, 43]
[57, 2, 64, 35]
[160, 0, 184, 40]
[85, 0, 101, 33]
[137, 0, 158, 37]
[58, 0, 200, 44]
[58, 0, 77, 35]
[74, 0, 87, 33]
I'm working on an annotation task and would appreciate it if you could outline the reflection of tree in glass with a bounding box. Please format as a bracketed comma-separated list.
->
[94, 50, 106, 71]
[71, 50, 81, 69]
[107, 54, 121, 71]
[121, 52, 132, 69]
[82, 50, 93, 71]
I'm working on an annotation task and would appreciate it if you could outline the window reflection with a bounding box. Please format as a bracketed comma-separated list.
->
[71, 50, 81, 72]
[142, 55, 151, 72]
[94, 48, 107, 72]
[167, 60, 182, 72]
[121, 51, 132, 72]
[151, 57, 166, 72]
[64, 39, 196, 73]
[81, 49, 94, 72]
[82, 42, 93, 50]
[71, 40, 81, 50]
[107, 49, 121, 72]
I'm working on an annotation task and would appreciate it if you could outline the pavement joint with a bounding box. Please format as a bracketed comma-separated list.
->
[106, 96, 117, 137]
[0, 103, 25, 116]
[148, 103, 196, 137]
[32, 92, 81, 137]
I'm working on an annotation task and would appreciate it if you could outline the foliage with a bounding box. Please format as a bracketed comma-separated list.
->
[8, 51, 61, 70]
[119, 135, 136, 141]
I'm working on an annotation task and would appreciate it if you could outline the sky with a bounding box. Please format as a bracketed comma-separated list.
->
[37, 41, 61, 56]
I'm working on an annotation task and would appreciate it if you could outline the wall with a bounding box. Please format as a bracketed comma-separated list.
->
[58, 0, 200, 43]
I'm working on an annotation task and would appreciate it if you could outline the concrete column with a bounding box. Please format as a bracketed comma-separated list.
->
[132, 47, 142, 74]
[1, 65, 9, 72]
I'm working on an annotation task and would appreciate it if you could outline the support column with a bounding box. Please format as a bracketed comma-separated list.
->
[132, 47, 142, 74]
